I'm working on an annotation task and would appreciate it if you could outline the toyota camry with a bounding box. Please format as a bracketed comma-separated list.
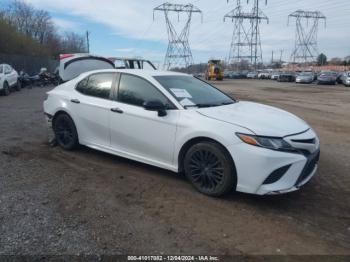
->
[43, 69, 320, 196]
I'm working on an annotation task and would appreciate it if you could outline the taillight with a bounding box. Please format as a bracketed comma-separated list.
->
[59, 54, 74, 60]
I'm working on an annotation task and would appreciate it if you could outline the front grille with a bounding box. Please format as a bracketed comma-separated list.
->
[295, 150, 320, 186]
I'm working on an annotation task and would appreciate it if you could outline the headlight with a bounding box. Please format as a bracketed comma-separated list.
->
[236, 133, 293, 151]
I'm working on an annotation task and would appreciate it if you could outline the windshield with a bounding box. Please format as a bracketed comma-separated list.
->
[154, 75, 235, 108]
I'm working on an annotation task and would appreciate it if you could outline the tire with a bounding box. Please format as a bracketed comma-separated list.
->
[1, 82, 10, 96]
[14, 80, 21, 91]
[184, 142, 236, 197]
[53, 114, 79, 150]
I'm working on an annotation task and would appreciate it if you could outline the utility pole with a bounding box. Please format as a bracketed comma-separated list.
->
[288, 10, 326, 64]
[279, 49, 283, 63]
[86, 31, 90, 53]
[153, 3, 202, 70]
[271, 50, 274, 64]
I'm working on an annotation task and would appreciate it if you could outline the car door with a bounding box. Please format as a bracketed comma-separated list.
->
[71, 72, 116, 148]
[109, 73, 179, 168]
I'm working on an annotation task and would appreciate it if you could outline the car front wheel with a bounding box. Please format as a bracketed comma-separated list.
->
[53, 114, 79, 150]
[1, 82, 10, 96]
[15, 80, 21, 91]
[184, 142, 236, 196]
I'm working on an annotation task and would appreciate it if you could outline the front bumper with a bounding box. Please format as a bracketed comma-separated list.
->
[296, 78, 313, 83]
[318, 79, 335, 84]
[44, 113, 56, 145]
[227, 129, 320, 195]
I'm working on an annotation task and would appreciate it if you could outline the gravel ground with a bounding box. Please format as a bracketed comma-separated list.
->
[0, 80, 349, 257]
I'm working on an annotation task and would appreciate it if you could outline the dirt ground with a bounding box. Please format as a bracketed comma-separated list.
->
[0, 80, 349, 257]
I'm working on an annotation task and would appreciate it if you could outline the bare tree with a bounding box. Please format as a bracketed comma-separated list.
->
[0, 0, 87, 57]
[61, 32, 87, 53]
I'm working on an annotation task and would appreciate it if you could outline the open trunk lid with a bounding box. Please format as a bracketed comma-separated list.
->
[59, 54, 115, 82]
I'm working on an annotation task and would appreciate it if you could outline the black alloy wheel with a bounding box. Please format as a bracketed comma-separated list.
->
[15, 80, 21, 91]
[2, 82, 10, 96]
[184, 142, 235, 196]
[53, 114, 78, 150]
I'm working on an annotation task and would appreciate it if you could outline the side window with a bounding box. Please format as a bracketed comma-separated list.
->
[118, 74, 173, 108]
[76, 73, 114, 99]
[0, 65, 3, 74]
[5, 65, 12, 74]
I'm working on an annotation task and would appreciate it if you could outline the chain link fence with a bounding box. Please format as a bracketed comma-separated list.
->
[0, 53, 58, 75]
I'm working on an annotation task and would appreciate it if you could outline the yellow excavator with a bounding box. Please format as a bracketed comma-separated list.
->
[205, 60, 224, 81]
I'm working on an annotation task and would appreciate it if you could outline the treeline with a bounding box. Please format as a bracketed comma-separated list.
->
[317, 53, 350, 66]
[0, 0, 87, 58]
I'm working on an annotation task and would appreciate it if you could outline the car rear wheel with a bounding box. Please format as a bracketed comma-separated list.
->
[184, 142, 236, 196]
[53, 114, 79, 150]
[14, 80, 21, 91]
[1, 82, 10, 96]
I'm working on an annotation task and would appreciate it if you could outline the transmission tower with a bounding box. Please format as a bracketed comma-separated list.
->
[224, 0, 253, 68]
[224, 0, 268, 70]
[153, 3, 202, 70]
[250, 0, 269, 69]
[288, 10, 326, 64]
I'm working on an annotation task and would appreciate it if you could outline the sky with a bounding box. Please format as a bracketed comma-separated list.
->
[14, 0, 350, 65]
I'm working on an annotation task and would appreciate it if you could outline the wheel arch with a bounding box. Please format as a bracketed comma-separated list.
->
[52, 109, 73, 125]
[177, 137, 237, 184]
[52, 109, 81, 145]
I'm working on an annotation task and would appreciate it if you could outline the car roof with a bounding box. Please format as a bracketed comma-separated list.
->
[80, 69, 189, 78]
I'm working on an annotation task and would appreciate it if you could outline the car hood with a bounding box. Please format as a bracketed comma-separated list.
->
[197, 101, 309, 137]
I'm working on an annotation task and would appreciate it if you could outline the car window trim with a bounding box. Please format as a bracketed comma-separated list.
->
[75, 72, 117, 101]
[115, 72, 178, 110]
[111, 72, 121, 101]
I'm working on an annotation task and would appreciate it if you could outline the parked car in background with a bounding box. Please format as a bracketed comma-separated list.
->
[336, 72, 344, 84]
[0, 64, 20, 96]
[258, 71, 271, 79]
[295, 72, 314, 84]
[44, 69, 320, 196]
[230, 71, 243, 79]
[317, 71, 337, 85]
[224, 71, 231, 79]
[247, 72, 258, 79]
[277, 72, 295, 82]
[270, 72, 280, 80]
[341, 72, 350, 87]
[110, 57, 157, 70]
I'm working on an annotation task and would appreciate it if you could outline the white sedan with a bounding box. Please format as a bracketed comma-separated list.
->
[0, 64, 20, 96]
[44, 69, 320, 196]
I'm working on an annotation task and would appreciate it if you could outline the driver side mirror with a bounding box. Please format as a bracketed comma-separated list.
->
[143, 100, 167, 117]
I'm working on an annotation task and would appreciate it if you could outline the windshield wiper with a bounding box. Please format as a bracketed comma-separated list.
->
[221, 101, 235, 105]
[184, 103, 219, 109]
[184, 101, 235, 109]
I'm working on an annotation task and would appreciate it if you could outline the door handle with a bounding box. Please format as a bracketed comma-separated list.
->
[70, 99, 80, 104]
[111, 107, 123, 114]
